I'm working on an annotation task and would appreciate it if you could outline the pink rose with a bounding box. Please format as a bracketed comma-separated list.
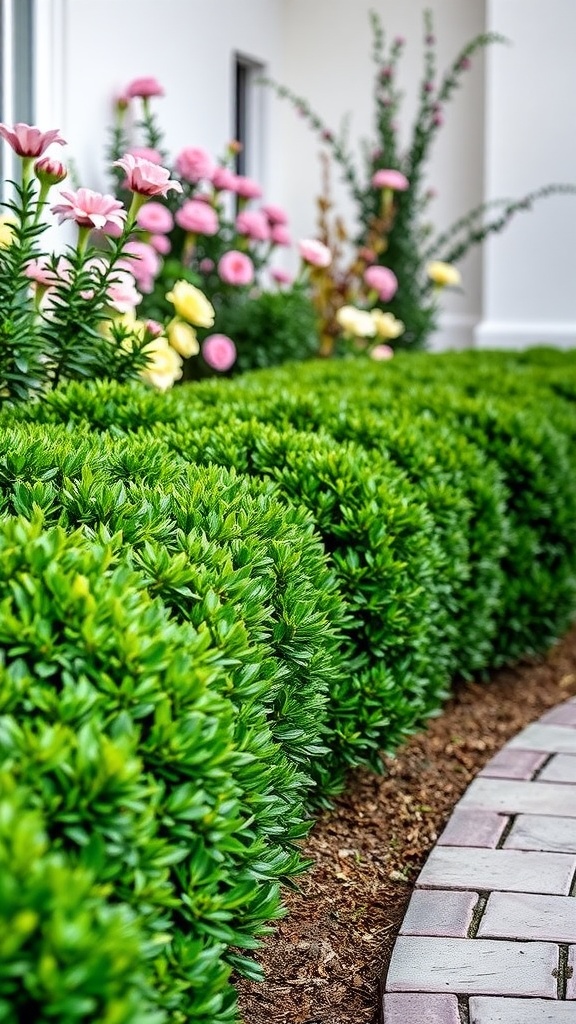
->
[211, 166, 237, 192]
[363, 265, 398, 302]
[175, 146, 214, 183]
[125, 77, 164, 99]
[299, 238, 331, 268]
[370, 344, 395, 361]
[262, 203, 289, 226]
[136, 201, 174, 234]
[371, 168, 409, 191]
[235, 209, 270, 242]
[270, 224, 292, 247]
[175, 199, 219, 235]
[202, 333, 237, 372]
[231, 175, 262, 200]
[218, 250, 254, 286]
[150, 233, 171, 254]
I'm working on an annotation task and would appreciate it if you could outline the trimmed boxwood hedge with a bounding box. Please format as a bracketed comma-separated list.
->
[2, 346, 576, 1022]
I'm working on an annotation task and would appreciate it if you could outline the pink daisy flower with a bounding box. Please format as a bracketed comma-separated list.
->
[114, 153, 182, 198]
[202, 333, 237, 372]
[51, 188, 127, 232]
[125, 77, 164, 100]
[218, 250, 254, 286]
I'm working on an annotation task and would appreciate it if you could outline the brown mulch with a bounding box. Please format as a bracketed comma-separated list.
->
[236, 624, 576, 1024]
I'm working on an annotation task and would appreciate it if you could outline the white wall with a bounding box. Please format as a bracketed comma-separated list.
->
[33, 0, 289, 208]
[476, 0, 576, 349]
[281, 0, 487, 349]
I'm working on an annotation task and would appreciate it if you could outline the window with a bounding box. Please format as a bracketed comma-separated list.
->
[233, 52, 264, 181]
[0, 0, 34, 189]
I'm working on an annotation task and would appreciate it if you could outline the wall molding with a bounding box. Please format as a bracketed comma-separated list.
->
[474, 320, 576, 350]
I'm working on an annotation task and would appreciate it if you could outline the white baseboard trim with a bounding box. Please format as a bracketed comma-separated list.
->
[428, 314, 479, 352]
[474, 321, 576, 350]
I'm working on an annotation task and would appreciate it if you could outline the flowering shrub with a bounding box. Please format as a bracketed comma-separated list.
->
[0, 120, 217, 403]
[265, 9, 576, 353]
[106, 79, 320, 377]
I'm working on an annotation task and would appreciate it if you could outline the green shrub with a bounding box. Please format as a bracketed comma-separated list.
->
[214, 286, 320, 373]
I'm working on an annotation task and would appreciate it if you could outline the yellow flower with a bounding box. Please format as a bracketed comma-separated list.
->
[165, 280, 215, 327]
[141, 336, 183, 391]
[0, 215, 16, 248]
[98, 308, 138, 341]
[336, 304, 377, 338]
[167, 319, 199, 357]
[371, 309, 405, 340]
[426, 260, 461, 288]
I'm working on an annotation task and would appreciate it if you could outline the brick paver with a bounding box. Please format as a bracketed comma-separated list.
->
[381, 698, 576, 1021]
[504, 814, 576, 852]
[479, 748, 548, 779]
[386, 936, 558, 996]
[469, 997, 576, 1022]
[539, 753, 576, 783]
[382, 992, 461, 1023]
[417, 846, 576, 894]
[507, 723, 576, 754]
[437, 808, 508, 847]
[459, 777, 576, 816]
[399, 888, 478, 937]
[477, 892, 576, 942]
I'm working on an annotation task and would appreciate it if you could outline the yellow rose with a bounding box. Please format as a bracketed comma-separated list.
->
[165, 280, 215, 327]
[426, 260, 461, 288]
[335, 304, 377, 339]
[99, 309, 138, 341]
[0, 216, 16, 248]
[371, 309, 405, 340]
[141, 336, 183, 391]
[167, 319, 199, 357]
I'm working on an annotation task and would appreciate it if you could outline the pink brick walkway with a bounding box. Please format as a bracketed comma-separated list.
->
[382, 696, 576, 1024]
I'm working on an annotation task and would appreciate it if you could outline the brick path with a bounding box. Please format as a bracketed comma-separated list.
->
[381, 697, 576, 1023]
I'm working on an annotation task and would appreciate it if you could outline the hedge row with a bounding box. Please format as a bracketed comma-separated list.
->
[2, 347, 576, 1022]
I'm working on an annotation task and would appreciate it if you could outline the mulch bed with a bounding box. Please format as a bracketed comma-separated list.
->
[236, 624, 576, 1024]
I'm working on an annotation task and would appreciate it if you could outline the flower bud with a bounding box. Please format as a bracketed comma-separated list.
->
[34, 156, 67, 186]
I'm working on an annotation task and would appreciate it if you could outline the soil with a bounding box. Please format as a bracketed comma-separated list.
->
[236, 624, 576, 1024]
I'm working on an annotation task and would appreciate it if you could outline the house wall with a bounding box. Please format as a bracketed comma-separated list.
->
[477, 0, 576, 349]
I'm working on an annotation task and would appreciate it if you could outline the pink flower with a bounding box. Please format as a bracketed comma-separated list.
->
[202, 333, 237, 372]
[175, 146, 214, 183]
[125, 77, 164, 99]
[218, 250, 254, 286]
[0, 123, 66, 158]
[370, 344, 395, 361]
[34, 156, 67, 185]
[371, 168, 409, 191]
[51, 188, 127, 232]
[120, 240, 160, 293]
[175, 199, 218, 235]
[231, 175, 262, 200]
[114, 153, 182, 198]
[106, 269, 142, 313]
[262, 203, 289, 226]
[150, 233, 171, 254]
[235, 209, 270, 242]
[271, 267, 293, 286]
[136, 201, 174, 234]
[270, 224, 292, 247]
[145, 319, 163, 338]
[127, 146, 164, 165]
[199, 257, 215, 273]
[299, 238, 332, 268]
[211, 166, 237, 191]
[24, 257, 60, 288]
[363, 265, 399, 302]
